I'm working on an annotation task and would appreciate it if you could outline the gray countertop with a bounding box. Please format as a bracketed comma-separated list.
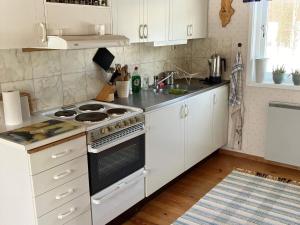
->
[113, 79, 230, 112]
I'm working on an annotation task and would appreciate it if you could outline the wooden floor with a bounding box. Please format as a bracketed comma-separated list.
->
[123, 150, 300, 225]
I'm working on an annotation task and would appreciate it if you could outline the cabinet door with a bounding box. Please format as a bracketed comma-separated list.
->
[145, 102, 185, 196]
[212, 86, 229, 150]
[169, 0, 189, 41]
[0, 0, 46, 49]
[185, 91, 213, 170]
[188, 0, 208, 39]
[144, 0, 169, 42]
[113, 0, 143, 43]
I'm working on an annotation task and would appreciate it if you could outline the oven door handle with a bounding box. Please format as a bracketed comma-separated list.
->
[91, 170, 148, 205]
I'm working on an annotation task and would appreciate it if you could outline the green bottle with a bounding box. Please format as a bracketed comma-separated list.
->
[132, 66, 141, 93]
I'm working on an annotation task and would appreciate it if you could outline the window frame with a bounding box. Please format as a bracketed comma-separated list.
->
[247, 0, 300, 90]
[247, 1, 269, 82]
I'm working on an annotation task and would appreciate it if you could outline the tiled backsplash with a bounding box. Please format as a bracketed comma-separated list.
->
[0, 38, 232, 112]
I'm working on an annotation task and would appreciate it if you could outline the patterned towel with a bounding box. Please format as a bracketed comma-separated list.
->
[172, 170, 300, 225]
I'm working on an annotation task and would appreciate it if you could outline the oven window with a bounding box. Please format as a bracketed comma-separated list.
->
[88, 134, 145, 195]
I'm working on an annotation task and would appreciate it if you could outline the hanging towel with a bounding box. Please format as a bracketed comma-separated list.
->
[229, 53, 243, 107]
[229, 50, 244, 150]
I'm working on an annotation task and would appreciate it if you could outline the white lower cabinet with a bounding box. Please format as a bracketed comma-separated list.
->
[146, 86, 229, 196]
[37, 193, 90, 225]
[0, 134, 91, 225]
[145, 101, 185, 196]
[185, 91, 213, 170]
[212, 85, 229, 150]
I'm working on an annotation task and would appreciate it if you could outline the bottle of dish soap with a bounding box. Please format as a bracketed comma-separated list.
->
[131, 66, 141, 93]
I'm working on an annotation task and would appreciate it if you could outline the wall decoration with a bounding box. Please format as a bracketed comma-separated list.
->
[219, 0, 235, 27]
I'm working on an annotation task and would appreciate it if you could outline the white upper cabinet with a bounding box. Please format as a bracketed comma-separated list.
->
[113, 0, 168, 43]
[144, 0, 169, 43]
[0, 0, 46, 49]
[114, 0, 208, 44]
[187, 0, 208, 39]
[169, 0, 189, 41]
[113, 0, 143, 43]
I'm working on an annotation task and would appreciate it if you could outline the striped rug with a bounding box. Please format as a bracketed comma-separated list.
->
[172, 169, 300, 225]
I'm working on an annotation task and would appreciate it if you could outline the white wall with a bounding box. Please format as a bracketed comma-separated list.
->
[208, 0, 300, 157]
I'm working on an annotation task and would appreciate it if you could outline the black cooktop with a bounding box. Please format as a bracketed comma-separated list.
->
[54, 110, 77, 118]
[107, 108, 128, 116]
[79, 104, 105, 112]
[75, 112, 109, 123]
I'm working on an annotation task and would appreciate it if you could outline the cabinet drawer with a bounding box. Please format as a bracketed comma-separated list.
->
[29, 136, 87, 175]
[64, 211, 92, 225]
[35, 175, 89, 217]
[38, 193, 90, 225]
[32, 156, 88, 196]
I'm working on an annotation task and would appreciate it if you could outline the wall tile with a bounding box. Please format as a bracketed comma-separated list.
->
[31, 51, 61, 78]
[60, 50, 85, 74]
[86, 70, 106, 99]
[192, 38, 212, 58]
[124, 44, 141, 65]
[34, 76, 63, 111]
[62, 72, 87, 105]
[0, 50, 32, 83]
[1, 80, 37, 112]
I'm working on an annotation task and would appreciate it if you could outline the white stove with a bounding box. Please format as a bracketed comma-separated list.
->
[43, 100, 146, 225]
[43, 100, 144, 131]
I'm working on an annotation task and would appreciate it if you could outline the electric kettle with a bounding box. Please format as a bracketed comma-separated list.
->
[208, 54, 226, 84]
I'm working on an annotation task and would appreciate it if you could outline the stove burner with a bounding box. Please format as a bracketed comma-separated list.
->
[107, 108, 128, 116]
[54, 110, 77, 118]
[79, 104, 104, 112]
[75, 112, 109, 123]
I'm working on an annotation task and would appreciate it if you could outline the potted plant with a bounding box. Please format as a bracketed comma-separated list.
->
[272, 65, 286, 84]
[291, 70, 300, 86]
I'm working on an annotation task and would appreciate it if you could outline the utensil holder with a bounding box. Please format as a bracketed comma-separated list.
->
[116, 81, 130, 98]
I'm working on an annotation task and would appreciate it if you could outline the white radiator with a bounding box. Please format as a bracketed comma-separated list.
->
[265, 102, 300, 167]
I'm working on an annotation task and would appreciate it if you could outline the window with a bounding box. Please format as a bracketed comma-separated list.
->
[249, 0, 300, 85]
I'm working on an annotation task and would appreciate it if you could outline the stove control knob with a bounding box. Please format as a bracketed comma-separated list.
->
[135, 116, 142, 123]
[130, 118, 136, 124]
[124, 120, 130, 126]
[118, 122, 125, 128]
[100, 127, 109, 135]
[109, 126, 115, 132]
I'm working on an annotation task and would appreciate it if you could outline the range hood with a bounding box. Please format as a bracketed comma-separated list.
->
[46, 35, 129, 50]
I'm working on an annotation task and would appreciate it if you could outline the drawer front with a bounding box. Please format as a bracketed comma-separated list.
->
[35, 175, 89, 217]
[30, 136, 87, 175]
[32, 156, 88, 196]
[38, 193, 90, 225]
[64, 211, 92, 225]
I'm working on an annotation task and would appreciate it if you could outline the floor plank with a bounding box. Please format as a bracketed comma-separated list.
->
[123, 150, 300, 225]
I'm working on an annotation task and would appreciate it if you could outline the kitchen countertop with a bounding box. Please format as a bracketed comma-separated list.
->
[0, 114, 85, 151]
[113, 79, 230, 112]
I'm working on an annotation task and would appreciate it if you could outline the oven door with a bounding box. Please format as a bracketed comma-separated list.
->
[88, 134, 145, 196]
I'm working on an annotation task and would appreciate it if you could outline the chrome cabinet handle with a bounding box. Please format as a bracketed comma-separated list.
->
[180, 105, 186, 119]
[39, 22, 47, 43]
[184, 104, 189, 118]
[53, 169, 73, 180]
[143, 24, 148, 39]
[186, 25, 190, 36]
[213, 93, 217, 105]
[57, 207, 77, 220]
[190, 24, 193, 36]
[55, 188, 75, 200]
[139, 24, 144, 39]
[51, 149, 72, 159]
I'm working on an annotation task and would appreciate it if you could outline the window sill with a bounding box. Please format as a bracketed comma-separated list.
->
[247, 82, 300, 91]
